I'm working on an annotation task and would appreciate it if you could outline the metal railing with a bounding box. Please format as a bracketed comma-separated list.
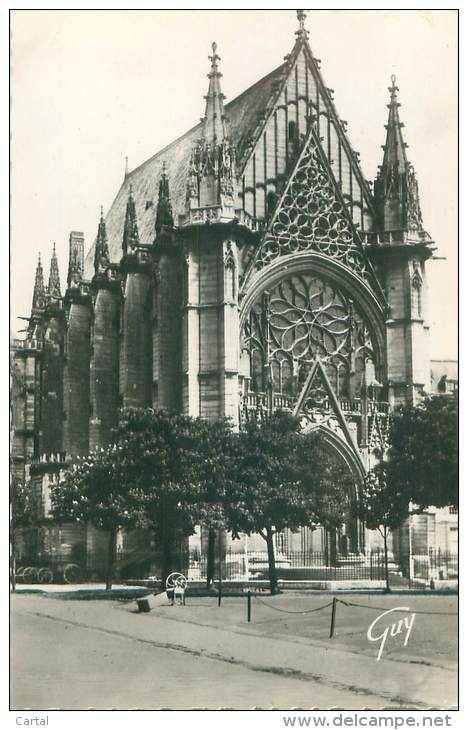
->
[112, 544, 459, 585]
[411, 549, 458, 583]
[185, 548, 387, 583]
[241, 391, 389, 416]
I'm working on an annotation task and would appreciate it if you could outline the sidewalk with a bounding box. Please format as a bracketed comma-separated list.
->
[13, 592, 457, 709]
[12, 582, 140, 592]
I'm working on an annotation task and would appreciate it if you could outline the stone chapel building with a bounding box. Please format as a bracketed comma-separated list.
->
[11, 12, 437, 575]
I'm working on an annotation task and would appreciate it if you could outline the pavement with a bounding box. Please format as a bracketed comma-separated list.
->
[10, 590, 457, 710]
[12, 582, 138, 592]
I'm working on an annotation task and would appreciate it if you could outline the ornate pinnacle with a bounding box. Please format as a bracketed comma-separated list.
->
[67, 231, 84, 288]
[374, 75, 424, 233]
[185, 41, 238, 214]
[94, 206, 110, 273]
[209, 42, 221, 73]
[47, 242, 61, 299]
[388, 74, 399, 102]
[202, 41, 227, 145]
[122, 185, 139, 254]
[296, 9, 309, 39]
[155, 162, 174, 236]
[32, 252, 45, 313]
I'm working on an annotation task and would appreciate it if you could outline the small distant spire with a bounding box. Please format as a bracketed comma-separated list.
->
[155, 162, 174, 236]
[94, 206, 110, 274]
[124, 155, 129, 179]
[32, 252, 45, 314]
[296, 9, 309, 39]
[122, 186, 139, 254]
[47, 243, 61, 299]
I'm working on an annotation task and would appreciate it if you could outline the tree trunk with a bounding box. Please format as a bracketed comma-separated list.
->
[329, 529, 338, 567]
[160, 536, 173, 592]
[106, 527, 117, 592]
[383, 525, 390, 593]
[265, 526, 278, 595]
[206, 528, 216, 589]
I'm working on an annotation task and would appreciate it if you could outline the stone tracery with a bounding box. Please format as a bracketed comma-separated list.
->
[250, 130, 374, 286]
[242, 271, 376, 399]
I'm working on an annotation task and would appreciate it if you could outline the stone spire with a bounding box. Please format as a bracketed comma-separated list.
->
[374, 75, 424, 234]
[155, 163, 174, 236]
[202, 42, 228, 145]
[31, 253, 46, 314]
[186, 42, 237, 217]
[94, 206, 110, 274]
[122, 185, 140, 255]
[47, 243, 61, 299]
[67, 231, 84, 288]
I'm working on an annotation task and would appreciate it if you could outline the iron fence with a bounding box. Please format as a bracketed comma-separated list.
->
[114, 545, 458, 585]
[186, 548, 388, 582]
[411, 549, 458, 583]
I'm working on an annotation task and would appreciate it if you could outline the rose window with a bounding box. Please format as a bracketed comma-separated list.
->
[242, 272, 376, 398]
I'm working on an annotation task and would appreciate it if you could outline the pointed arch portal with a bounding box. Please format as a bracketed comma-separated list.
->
[239, 257, 385, 554]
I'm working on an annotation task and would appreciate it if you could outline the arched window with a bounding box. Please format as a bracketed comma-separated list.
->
[411, 275, 422, 318]
[266, 191, 277, 216]
[224, 244, 237, 301]
[288, 120, 297, 141]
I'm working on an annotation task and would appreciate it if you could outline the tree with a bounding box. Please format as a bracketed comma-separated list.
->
[108, 409, 200, 587]
[356, 463, 409, 592]
[183, 417, 236, 588]
[385, 395, 458, 509]
[51, 446, 142, 590]
[224, 412, 321, 594]
[10, 476, 35, 591]
[51, 409, 234, 590]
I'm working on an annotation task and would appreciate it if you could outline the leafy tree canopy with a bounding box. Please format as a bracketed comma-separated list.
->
[225, 412, 333, 540]
[385, 395, 458, 509]
[50, 445, 144, 532]
[357, 463, 409, 533]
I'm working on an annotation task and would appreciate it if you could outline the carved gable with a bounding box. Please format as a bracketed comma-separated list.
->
[292, 357, 361, 464]
[243, 123, 384, 298]
[239, 41, 376, 232]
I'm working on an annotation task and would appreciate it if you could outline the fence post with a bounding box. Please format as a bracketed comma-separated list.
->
[218, 579, 222, 607]
[247, 591, 252, 623]
[329, 597, 337, 638]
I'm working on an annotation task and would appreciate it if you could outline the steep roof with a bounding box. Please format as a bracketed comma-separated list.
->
[84, 62, 286, 279]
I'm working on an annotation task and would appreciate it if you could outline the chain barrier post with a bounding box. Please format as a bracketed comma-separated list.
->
[329, 597, 337, 638]
[247, 591, 251, 622]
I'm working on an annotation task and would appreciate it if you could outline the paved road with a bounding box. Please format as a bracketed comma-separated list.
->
[11, 597, 408, 711]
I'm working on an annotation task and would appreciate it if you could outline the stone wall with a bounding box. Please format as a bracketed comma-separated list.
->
[63, 299, 91, 456]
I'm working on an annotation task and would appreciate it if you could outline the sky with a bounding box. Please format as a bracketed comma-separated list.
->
[10, 9, 458, 359]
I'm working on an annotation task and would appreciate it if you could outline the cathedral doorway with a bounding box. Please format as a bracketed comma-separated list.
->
[239, 265, 378, 556]
[292, 424, 364, 559]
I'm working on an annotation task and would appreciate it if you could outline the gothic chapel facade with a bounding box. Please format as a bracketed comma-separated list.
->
[12, 12, 435, 571]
